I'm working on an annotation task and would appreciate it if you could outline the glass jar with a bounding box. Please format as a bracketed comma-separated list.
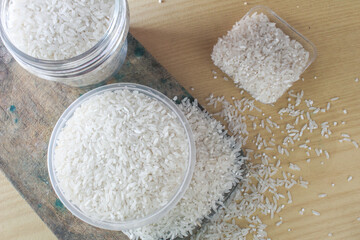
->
[0, 0, 129, 87]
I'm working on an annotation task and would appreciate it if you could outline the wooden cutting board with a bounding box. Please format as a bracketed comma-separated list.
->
[0, 34, 192, 240]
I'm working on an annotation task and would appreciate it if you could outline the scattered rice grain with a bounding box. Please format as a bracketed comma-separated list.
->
[312, 210, 320, 216]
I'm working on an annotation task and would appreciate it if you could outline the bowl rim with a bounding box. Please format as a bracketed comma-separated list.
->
[47, 83, 196, 231]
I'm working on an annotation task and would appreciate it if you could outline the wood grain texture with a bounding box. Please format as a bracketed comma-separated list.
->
[0, 171, 56, 240]
[1, 0, 360, 239]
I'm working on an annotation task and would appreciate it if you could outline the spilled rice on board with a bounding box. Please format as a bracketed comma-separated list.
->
[189, 85, 358, 239]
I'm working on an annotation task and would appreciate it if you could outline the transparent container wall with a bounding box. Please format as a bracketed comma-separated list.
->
[59, 39, 128, 87]
[244, 6, 317, 72]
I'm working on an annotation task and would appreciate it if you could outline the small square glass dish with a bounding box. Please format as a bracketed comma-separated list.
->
[244, 5, 317, 71]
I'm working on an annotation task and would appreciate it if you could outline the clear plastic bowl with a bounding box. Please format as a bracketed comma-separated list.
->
[244, 5, 317, 72]
[47, 83, 196, 231]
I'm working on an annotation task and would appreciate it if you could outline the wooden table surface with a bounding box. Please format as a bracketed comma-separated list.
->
[1, 0, 360, 239]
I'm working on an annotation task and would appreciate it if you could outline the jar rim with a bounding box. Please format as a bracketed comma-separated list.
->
[0, 0, 129, 67]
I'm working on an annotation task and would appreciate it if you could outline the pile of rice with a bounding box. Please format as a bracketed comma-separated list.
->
[124, 98, 245, 239]
[54, 89, 189, 221]
[211, 12, 309, 104]
[54, 89, 244, 238]
[7, 0, 114, 60]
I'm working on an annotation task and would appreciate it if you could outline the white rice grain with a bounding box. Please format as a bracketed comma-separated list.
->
[312, 210, 321, 216]
[324, 150, 330, 159]
[289, 163, 301, 171]
[287, 191, 292, 204]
